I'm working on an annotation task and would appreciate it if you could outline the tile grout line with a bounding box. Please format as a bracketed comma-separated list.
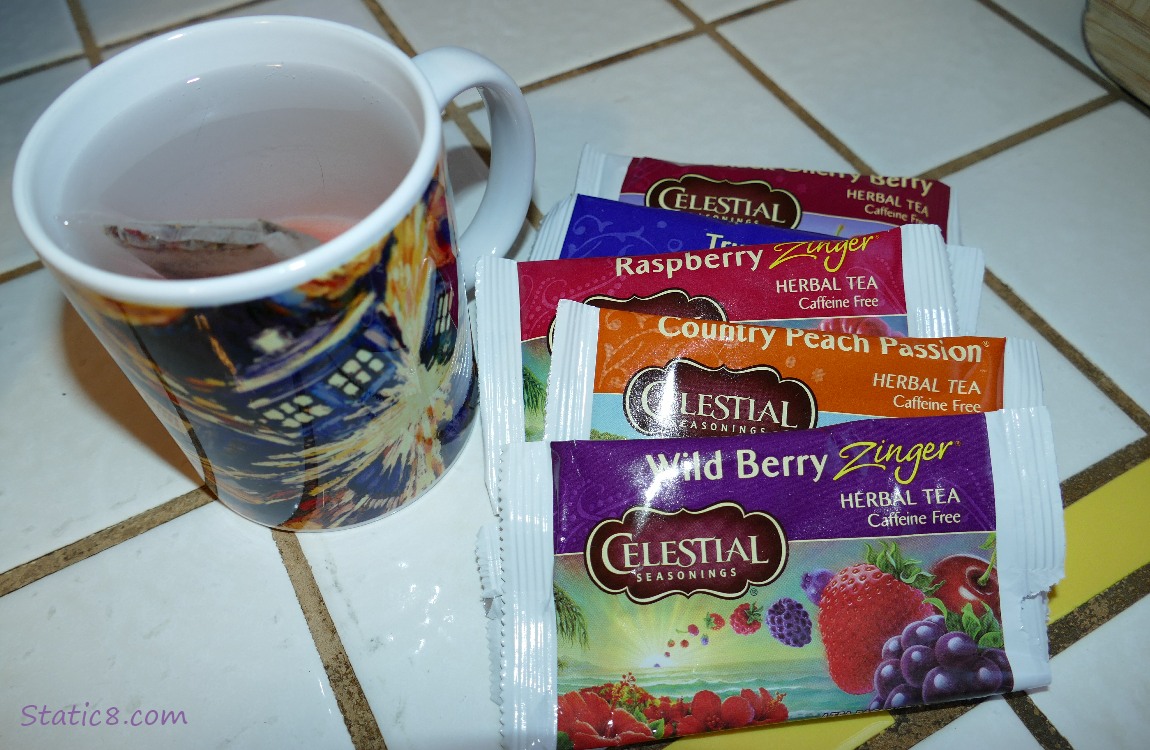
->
[1048, 562, 1150, 658]
[0, 261, 44, 286]
[1003, 693, 1076, 750]
[857, 701, 973, 750]
[920, 93, 1119, 180]
[0, 488, 214, 597]
[451, 1, 784, 107]
[1061, 436, 1150, 508]
[983, 270, 1150, 436]
[360, 0, 416, 57]
[272, 530, 389, 750]
[63, 0, 102, 67]
[0, 55, 87, 87]
[664, 0, 875, 175]
[515, 30, 701, 97]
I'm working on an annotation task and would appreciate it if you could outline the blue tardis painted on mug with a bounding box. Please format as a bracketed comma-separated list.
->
[80, 176, 476, 530]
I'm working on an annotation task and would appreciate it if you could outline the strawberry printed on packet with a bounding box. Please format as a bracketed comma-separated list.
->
[704, 612, 725, 630]
[816, 542, 938, 693]
[730, 602, 763, 635]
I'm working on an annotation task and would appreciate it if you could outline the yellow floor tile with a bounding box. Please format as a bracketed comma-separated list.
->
[668, 712, 893, 750]
[1048, 459, 1150, 621]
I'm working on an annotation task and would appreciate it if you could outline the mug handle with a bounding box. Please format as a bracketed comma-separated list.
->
[413, 48, 536, 290]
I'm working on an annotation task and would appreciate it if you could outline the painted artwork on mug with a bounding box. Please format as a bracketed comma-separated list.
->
[68, 169, 477, 530]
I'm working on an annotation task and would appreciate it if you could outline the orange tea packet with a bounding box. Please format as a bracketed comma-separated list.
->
[545, 301, 1042, 442]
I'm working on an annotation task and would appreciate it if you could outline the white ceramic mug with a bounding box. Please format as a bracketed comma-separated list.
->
[13, 16, 535, 530]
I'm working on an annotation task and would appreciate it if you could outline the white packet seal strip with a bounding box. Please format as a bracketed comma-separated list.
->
[476, 519, 505, 705]
[531, 196, 980, 335]
[542, 299, 599, 443]
[528, 194, 578, 262]
[544, 298, 1045, 443]
[986, 406, 1065, 690]
[573, 143, 964, 245]
[498, 441, 558, 750]
[499, 407, 1063, 747]
[475, 256, 526, 508]
[901, 224, 961, 338]
[946, 244, 985, 336]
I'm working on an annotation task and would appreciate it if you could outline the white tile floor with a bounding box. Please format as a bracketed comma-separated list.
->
[724, 0, 1107, 176]
[1031, 595, 1150, 750]
[0, 0, 82, 79]
[948, 101, 1150, 411]
[0, 503, 353, 750]
[2, 1, 1148, 749]
[0, 272, 199, 572]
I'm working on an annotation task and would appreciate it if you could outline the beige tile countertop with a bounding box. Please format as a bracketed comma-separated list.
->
[2, 1, 1149, 749]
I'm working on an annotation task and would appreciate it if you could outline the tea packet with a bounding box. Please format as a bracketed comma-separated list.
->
[529, 193, 833, 261]
[498, 407, 1063, 748]
[530, 194, 983, 337]
[545, 300, 1042, 442]
[574, 143, 961, 242]
[474, 223, 965, 501]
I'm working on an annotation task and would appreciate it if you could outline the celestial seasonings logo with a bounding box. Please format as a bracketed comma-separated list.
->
[584, 502, 788, 602]
[644, 174, 802, 228]
[623, 358, 818, 438]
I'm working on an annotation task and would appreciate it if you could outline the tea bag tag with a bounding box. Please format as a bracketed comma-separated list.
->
[102, 218, 322, 279]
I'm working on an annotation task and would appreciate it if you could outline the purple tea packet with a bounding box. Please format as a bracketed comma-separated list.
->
[529, 194, 834, 261]
[496, 408, 1063, 748]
